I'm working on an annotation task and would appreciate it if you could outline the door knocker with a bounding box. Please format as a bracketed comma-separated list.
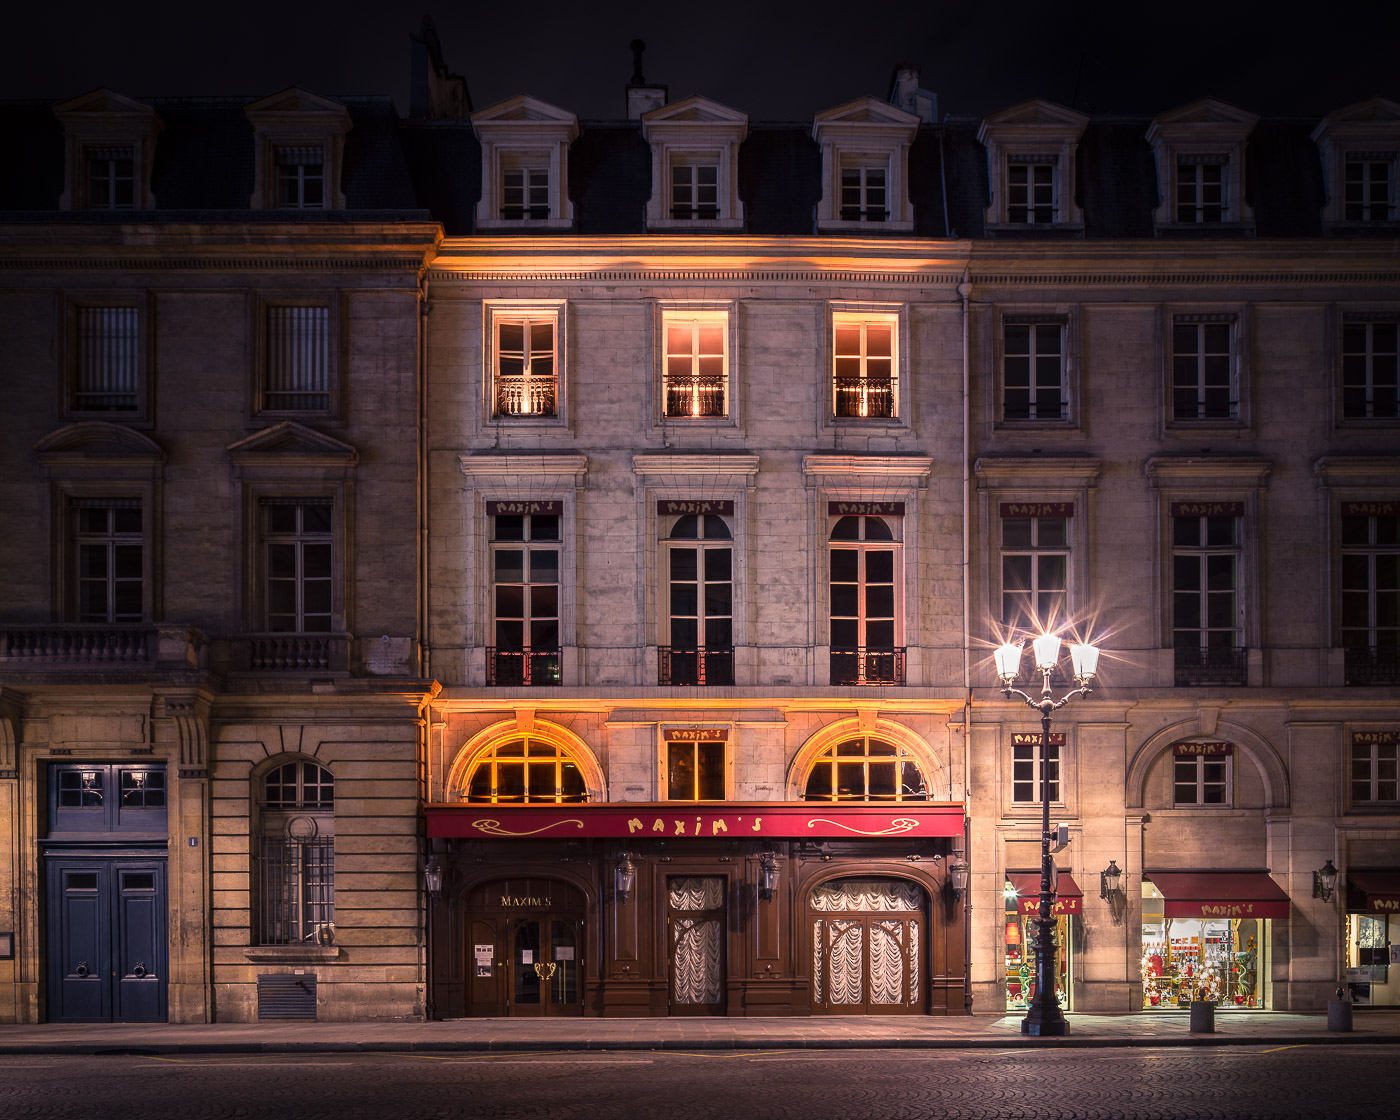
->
[533, 961, 557, 980]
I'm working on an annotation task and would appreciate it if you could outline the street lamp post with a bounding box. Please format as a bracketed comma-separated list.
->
[995, 632, 1099, 1037]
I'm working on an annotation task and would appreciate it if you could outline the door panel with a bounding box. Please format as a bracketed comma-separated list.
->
[56, 867, 108, 1022]
[511, 919, 543, 1012]
[667, 877, 726, 1016]
[467, 917, 503, 1016]
[809, 878, 925, 1016]
[115, 868, 164, 1022]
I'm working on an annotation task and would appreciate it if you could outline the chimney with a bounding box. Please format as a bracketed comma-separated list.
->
[625, 39, 667, 119]
[889, 62, 936, 123]
[410, 16, 472, 119]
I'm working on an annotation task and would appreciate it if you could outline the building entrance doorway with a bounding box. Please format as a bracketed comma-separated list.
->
[45, 856, 168, 1022]
[808, 878, 926, 1015]
[465, 878, 584, 1017]
[667, 877, 726, 1015]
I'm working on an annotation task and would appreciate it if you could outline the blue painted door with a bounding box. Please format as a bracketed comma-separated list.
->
[46, 858, 167, 1022]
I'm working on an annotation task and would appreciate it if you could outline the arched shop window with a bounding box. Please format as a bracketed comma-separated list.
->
[803, 737, 928, 801]
[466, 737, 588, 804]
[258, 760, 334, 946]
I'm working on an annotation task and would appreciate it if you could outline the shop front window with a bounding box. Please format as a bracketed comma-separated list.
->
[1345, 912, 1398, 1006]
[1003, 882, 1072, 1011]
[1140, 883, 1267, 1009]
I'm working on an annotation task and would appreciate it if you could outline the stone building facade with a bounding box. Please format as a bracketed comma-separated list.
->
[1, 39, 1397, 1022]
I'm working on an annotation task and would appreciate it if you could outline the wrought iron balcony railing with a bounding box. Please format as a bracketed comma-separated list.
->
[659, 646, 734, 686]
[1344, 644, 1400, 686]
[495, 375, 557, 418]
[1174, 644, 1247, 686]
[663, 376, 726, 418]
[831, 647, 906, 686]
[487, 647, 562, 686]
[833, 377, 895, 418]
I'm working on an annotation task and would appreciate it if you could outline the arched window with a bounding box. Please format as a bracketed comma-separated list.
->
[466, 737, 587, 804]
[829, 514, 902, 685]
[258, 760, 334, 945]
[661, 513, 734, 685]
[802, 737, 927, 802]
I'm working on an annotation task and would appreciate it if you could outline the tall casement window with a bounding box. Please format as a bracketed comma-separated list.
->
[1342, 319, 1398, 421]
[1172, 316, 1236, 421]
[1003, 321, 1066, 421]
[491, 312, 558, 418]
[832, 315, 897, 419]
[660, 510, 734, 686]
[1000, 506, 1069, 632]
[1345, 156, 1395, 222]
[502, 161, 550, 220]
[829, 510, 904, 685]
[665, 732, 727, 801]
[72, 499, 143, 623]
[72, 305, 139, 413]
[258, 761, 334, 946]
[1350, 732, 1399, 806]
[276, 147, 325, 209]
[1007, 160, 1056, 223]
[662, 310, 728, 419]
[1011, 732, 1062, 804]
[1176, 157, 1227, 222]
[803, 737, 928, 801]
[465, 736, 586, 803]
[840, 162, 887, 222]
[1341, 504, 1399, 685]
[488, 503, 561, 686]
[262, 499, 333, 633]
[264, 305, 331, 412]
[671, 159, 719, 220]
[85, 147, 134, 210]
[1172, 503, 1245, 685]
[1172, 743, 1232, 806]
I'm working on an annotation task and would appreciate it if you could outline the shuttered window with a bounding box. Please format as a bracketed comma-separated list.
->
[264, 305, 331, 411]
[73, 306, 139, 412]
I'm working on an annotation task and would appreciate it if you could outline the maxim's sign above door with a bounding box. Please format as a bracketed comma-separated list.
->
[427, 801, 964, 840]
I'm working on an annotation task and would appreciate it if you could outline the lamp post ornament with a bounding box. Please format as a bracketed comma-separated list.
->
[995, 632, 1099, 1037]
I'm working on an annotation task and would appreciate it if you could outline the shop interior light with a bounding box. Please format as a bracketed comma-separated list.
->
[1313, 859, 1338, 902]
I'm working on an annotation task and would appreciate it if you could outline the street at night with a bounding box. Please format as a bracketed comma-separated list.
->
[0, 1046, 1395, 1119]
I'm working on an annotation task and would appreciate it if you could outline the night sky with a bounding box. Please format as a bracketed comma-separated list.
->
[5, 0, 1398, 119]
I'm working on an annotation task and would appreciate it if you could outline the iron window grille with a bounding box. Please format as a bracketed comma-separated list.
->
[264, 306, 331, 411]
[72, 306, 139, 412]
[258, 761, 334, 946]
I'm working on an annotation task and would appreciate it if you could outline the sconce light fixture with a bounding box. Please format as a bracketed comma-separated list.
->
[1313, 859, 1338, 903]
[758, 849, 779, 901]
[424, 857, 443, 900]
[1100, 859, 1123, 900]
[948, 855, 970, 898]
[616, 853, 637, 902]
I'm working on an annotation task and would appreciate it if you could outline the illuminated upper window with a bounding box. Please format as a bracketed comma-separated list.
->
[466, 737, 587, 804]
[803, 737, 927, 801]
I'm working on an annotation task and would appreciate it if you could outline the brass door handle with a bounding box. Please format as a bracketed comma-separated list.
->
[533, 961, 557, 980]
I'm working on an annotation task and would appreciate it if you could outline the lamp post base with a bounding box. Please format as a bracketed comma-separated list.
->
[1020, 1015, 1070, 1037]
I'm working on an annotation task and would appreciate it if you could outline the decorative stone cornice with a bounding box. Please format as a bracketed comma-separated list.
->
[1314, 455, 1400, 488]
[1145, 455, 1272, 487]
[803, 455, 933, 479]
[632, 453, 759, 477]
[973, 456, 1101, 486]
[459, 454, 588, 482]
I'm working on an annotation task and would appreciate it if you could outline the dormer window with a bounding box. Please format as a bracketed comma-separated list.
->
[978, 101, 1088, 233]
[244, 88, 352, 211]
[276, 146, 325, 209]
[53, 90, 162, 212]
[813, 97, 918, 233]
[86, 147, 135, 210]
[1147, 99, 1258, 235]
[641, 96, 747, 231]
[472, 95, 579, 231]
[1312, 99, 1400, 230]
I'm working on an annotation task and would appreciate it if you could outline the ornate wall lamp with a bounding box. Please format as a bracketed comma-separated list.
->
[948, 855, 970, 898]
[758, 849, 779, 901]
[615, 853, 637, 902]
[1100, 860, 1123, 899]
[424, 857, 443, 900]
[1313, 859, 1338, 903]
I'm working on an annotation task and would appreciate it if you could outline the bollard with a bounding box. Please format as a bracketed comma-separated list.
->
[1189, 999, 1216, 1033]
[1328, 998, 1353, 1032]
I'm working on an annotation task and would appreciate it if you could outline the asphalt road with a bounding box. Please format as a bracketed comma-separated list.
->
[0, 1046, 1392, 1119]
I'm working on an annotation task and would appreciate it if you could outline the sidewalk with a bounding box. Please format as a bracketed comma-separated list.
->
[0, 1010, 1397, 1054]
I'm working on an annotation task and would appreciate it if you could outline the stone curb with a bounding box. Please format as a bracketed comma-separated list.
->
[2, 1033, 1398, 1055]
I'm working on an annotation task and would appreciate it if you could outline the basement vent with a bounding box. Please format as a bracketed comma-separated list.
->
[257, 973, 317, 1020]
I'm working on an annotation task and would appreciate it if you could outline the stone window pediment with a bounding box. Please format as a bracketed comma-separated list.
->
[1147, 98, 1259, 232]
[243, 87, 353, 211]
[641, 95, 748, 231]
[978, 100, 1089, 231]
[53, 88, 162, 212]
[471, 95, 579, 231]
[812, 97, 919, 231]
[1311, 98, 1400, 228]
[227, 420, 358, 479]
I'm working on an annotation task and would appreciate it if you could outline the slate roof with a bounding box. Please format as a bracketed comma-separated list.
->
[0, 92, 1377, 239]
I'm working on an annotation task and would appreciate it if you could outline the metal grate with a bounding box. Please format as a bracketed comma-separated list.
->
[257, 973, 317, 1020]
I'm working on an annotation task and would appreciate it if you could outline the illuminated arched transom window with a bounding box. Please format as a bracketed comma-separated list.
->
[803, 737, 927, 802]
[466, 737, 587, 804]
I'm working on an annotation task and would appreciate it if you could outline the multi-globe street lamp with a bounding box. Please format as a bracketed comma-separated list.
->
[994, 631, 1100, 1037]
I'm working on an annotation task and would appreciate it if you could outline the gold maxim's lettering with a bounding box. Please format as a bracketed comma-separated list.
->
[711, 820, 728, 835]
[652, 818, 666, 832]
[674, 820, 686, 836]
[499, 895, 552, 907]
[805, 817, 919, 836]
[471, 818, 585, 838]
[628, 818, 644, 833]
[752, 817, 763, 831]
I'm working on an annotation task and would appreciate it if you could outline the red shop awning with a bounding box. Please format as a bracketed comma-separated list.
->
[427, 801, 965, 840]
[1007, 871, 1083, 915]
[1349, 871, 1400, 914]
[1146, 871, 1290, 920]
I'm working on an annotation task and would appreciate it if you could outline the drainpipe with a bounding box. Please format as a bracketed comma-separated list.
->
[959, 265, 973, 1013]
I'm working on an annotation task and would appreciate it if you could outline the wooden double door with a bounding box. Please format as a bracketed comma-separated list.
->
[466, 879, 584, 1017]
[809, 878, 927, 1015]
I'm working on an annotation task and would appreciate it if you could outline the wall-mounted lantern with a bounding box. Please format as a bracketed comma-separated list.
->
[758, 849, 779, 901]
[1313, 859, 1338, 903]
[424, 857, 443, 900]
[616, 853, 637, 902]
[948, 856, 970, 898]
[1100, 859, 1123, 900]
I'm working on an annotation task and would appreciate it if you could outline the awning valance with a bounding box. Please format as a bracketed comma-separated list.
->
[1145, 871, 1290, 919]
[1349, 871, 1400, 914]
[427, 801, 964, 840]
[1007, 871, 1083, 915]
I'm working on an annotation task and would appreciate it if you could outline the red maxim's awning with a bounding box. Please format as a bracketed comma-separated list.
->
[427, 801, 964, 840]
[1007, 872, 1083, 915]
[1349, 871, 1400, 914]
[1146, 871, 1291, 919]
